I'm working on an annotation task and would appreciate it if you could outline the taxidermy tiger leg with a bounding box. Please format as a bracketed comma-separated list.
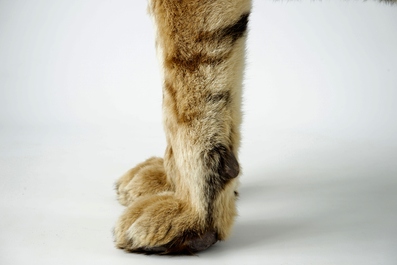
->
[114, 0, 251, 254]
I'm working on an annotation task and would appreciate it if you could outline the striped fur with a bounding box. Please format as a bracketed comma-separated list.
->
[114, 0, 396, 255]
[115, 0, 251, 254]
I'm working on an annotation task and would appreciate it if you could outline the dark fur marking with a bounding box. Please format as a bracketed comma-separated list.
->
[164, 81, 205, 124]
[164, 81, 177, 112]
[187, 230, 217, 252]
[220, 13, 249, 43]
[204, 144, 239, 182]
[164, 81, 190, 124]
[154, 229, 217, 255]
[202, 144, 239, 224]
[138, 245, 167, 254]
[166, 51, 227, 73]
[127, 226, 217, 255]
[205, 91, 231, 108]
[168, 145, 173, 156]
[224, 150, 239, 179]
[196, 13, 249, 45]
[165, 13, 249, 73]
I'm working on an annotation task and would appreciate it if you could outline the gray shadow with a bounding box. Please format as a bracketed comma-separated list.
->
[208, 168, 397, 254]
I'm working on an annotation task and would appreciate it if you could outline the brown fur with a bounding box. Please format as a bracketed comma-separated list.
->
[114, 0, 251, 254]
[114, 0, 396, 255]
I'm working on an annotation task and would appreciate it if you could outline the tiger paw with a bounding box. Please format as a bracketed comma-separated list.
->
[115, 157, 173, 206]
[113, 194, 218, 254]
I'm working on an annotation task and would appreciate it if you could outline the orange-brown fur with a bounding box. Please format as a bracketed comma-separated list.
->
[114, 0, 396, 255]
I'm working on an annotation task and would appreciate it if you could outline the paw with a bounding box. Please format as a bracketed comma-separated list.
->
[116, 157, 173, 206]
[114, 194, 217, 254]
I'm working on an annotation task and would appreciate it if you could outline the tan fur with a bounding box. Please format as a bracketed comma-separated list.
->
[114, 0, 251, 254]
[152, 0, 250, 236]
[114, 0, 396, 255]
[116, 157, 173, 206]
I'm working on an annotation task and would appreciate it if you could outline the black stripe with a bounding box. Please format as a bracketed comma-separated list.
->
[166, 51, 227, 73]
[166, 13, 250, 73]
[196, 12, 250, 45]
[202, 144, 239, 225]
[218, 13, 250, 43]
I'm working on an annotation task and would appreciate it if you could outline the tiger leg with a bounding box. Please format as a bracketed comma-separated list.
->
[114, 0, 251, 254]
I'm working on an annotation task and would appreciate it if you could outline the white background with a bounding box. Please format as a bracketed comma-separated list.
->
[1, 0, 396, 264]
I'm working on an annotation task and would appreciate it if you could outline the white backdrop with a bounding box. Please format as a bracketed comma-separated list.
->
[1, 1, 397, 264]
[1, 1, 396, 143]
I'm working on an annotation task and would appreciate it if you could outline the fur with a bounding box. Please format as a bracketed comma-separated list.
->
[114, 0, 396, 255]
[114, 0, 251, 254]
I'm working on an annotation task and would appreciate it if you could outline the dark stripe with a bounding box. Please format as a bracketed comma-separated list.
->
[164, 81, 184, 123]
[204, 144, 239, 184]
[202, 144, 239, 225]
[164, 145, 173, 161]
[164, 81, 202, 124]
[218, 13, 250, 43]
[166, 51, 228, 73]
[196, 13, 250, 45]
[205, 91, 231, 106]
[165, 13, 249, 73]
[165, 84, 231, 125]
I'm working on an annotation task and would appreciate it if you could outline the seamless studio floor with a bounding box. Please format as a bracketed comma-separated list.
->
[1, 124, 396, 264]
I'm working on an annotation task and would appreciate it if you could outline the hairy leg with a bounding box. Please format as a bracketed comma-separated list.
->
[114, 0, 251, 254]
